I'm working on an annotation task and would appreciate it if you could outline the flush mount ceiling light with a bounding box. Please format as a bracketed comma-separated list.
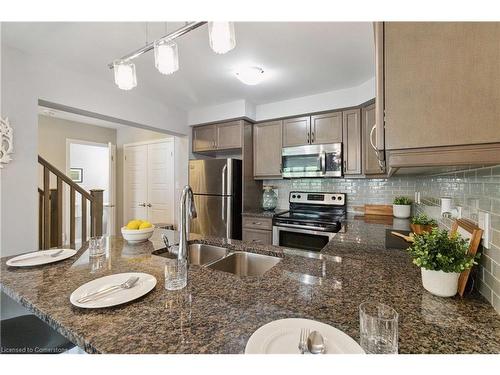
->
[235, 67, 265, 85]
[154, 39, 179, 75]
[208, 22, 236, 54]
[109, 22, 237, 90]
[113, 60, 137, 90]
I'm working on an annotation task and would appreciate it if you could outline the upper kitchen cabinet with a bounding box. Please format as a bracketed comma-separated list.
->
[385, 22, 500, 149]
[215, 121, 242, 150]
[192, 121, 242, 152]
[282, 116, 311, 147]
[310, 112, 343, 144]
[362, 103, 385, 175]
[193, 124, 217, 152]
[342, 109, 362, 175]
[253, 120, 283, 179]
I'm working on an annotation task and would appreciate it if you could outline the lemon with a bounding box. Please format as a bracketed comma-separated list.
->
[139, 221, 152, 229]
[126, 220, 141, 230]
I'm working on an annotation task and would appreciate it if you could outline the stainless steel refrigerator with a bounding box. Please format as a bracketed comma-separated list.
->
[189, 159, 242, 239]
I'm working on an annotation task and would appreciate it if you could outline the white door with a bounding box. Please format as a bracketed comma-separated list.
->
[124, 145, 148, 223]
[107, 142, 117, 235]
[147, 141, 174, 224]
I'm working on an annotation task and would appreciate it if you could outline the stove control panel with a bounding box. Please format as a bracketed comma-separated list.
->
[289, 192, 345, 205]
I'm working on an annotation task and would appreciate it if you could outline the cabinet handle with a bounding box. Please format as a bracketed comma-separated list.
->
[311, 131, 315, 143]
[251, 239, 262, 243]
[343, 160, 347, 172]
[307, 133, 310, 144]
[212, 140, 216, 149]
[252, 222, 262, 225]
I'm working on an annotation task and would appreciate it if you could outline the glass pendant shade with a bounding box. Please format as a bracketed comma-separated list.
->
[154, 39, 179, 75]
[208, 22, 236, 54]
[113, 60, 137, 90]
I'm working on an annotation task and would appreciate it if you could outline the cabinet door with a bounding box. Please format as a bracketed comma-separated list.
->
[216, 121, 242, 150]
[362, 104, 384, 175]
[343, 109, 362, 175]
[311, 112, 342, 144]
[253, 120, 283, 179]
[282, 116, 311, 147]
[242, 228, 272, 245]
[193, 125, 216, 152]
[385, 22, 500, 150]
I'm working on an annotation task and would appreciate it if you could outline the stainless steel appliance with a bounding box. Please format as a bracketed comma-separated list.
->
[273, 192, 346, 252]
[281, 143, 342, 178]
[189, 159, 242, 240]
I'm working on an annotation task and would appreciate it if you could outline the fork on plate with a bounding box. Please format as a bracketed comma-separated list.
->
[298, 328, 310, 354]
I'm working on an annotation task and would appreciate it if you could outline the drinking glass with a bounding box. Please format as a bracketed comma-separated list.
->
[165, 254, 187, 291]
[89, 236, 105, 258]
[359, 302, 399, 354]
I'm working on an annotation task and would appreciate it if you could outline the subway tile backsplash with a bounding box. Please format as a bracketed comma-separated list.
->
[265, 177, 417, 211]
[264, 164, 500, 314]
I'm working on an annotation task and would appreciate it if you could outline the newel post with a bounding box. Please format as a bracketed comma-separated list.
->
[90, 189, 104, 237]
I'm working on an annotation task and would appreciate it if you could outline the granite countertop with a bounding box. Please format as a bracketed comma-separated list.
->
[241, 208, 286, 218]
[1, 217, 499, 354]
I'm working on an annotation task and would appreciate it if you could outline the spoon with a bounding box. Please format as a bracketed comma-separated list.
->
[307, 330, 326, 354]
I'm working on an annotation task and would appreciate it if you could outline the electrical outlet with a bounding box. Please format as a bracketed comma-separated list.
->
[478, 211, 490, 249]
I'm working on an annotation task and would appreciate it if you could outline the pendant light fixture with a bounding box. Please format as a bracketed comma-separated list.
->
[208, 22, 236, 54]
[113, 60, 137, 90]
[110, 22, 237, 90]
[154, 39, 179, 75]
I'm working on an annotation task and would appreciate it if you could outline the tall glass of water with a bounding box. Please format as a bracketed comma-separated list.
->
[164, 252, 187, 291]
[359, 302, 399, 354]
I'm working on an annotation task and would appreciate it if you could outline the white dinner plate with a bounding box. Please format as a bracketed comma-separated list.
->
[245, 318, 365, 354]
[6, 249, 77, 267]
[70, 272, 157, 309]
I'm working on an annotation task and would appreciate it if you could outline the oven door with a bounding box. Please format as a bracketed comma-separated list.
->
[282, 143, 342, 178]
[272, 224, 336, 252]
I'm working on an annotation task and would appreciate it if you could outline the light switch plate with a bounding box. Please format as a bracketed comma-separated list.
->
[478, 211, 490, 249]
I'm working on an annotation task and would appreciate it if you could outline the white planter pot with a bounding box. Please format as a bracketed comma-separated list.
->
[393, 204, 411, 219]
[421, 268, 460, 297]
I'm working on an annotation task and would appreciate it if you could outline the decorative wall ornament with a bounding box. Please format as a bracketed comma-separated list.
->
[0, 117, 14, 168]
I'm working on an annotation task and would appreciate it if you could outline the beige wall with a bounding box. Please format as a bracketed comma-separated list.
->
[38, 115, 117, 178]
[116, 126, 172, 232]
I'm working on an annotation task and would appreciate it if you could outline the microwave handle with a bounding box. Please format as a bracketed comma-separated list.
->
[320, 151, 326, 174]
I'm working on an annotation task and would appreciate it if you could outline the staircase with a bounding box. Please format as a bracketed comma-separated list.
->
[38, 155, 104, 249]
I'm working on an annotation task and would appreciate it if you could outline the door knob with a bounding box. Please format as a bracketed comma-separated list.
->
[138, 203, 146, 207]
[147, 203, 152, 207]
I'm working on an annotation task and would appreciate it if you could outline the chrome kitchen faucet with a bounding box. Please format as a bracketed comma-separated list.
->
[178, 185, 197, 260]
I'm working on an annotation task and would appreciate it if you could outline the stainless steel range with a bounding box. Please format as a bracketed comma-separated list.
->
[272, 192, 346, 252]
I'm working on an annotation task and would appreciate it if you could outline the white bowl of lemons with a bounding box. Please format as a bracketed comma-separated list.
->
[121, 219, 154, 244]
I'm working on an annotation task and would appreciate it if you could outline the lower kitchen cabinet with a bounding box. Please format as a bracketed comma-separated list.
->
[253, 120, 283, 179]
[242, 215, 273, 245]
[242, 228, 273, 245]
[342, 108, 362, 175]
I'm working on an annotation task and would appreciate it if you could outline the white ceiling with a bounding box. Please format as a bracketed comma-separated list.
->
[4, 22, 375, 111]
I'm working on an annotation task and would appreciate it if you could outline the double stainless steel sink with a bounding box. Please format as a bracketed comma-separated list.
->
[152, 243, 281, 277]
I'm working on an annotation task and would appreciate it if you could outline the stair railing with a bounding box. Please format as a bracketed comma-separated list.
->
[38, 155, 103, 249]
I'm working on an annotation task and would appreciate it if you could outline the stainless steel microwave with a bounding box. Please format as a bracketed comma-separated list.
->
[281, 143, 342, 178]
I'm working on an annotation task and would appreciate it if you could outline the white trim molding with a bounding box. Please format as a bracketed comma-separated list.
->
[0, 117, 14, 167]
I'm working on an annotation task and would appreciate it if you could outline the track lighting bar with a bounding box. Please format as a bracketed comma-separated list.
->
[108, 21, 207, 69]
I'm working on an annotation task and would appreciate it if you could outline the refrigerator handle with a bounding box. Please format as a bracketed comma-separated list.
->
[221, 165, 227, 221]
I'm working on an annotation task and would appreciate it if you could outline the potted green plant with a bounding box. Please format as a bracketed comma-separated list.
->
[407, 228, 478, 297]
[393, 196, 412, 218]
[410, 214, 438, 235]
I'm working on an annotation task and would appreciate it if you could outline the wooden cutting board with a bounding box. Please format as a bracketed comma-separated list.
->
[353, 204, 393, 216]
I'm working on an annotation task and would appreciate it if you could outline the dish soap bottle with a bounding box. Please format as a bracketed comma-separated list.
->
[262, 186, 278, 211]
